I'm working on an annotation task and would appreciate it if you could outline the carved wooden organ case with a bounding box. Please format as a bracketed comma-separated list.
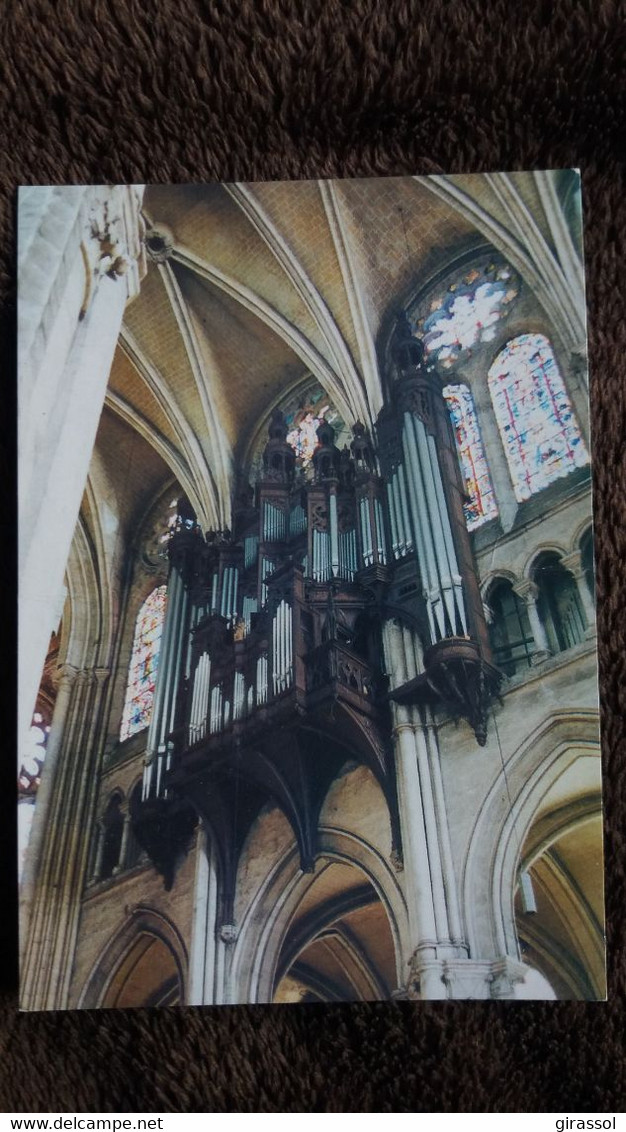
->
[135, 323, 502, 897]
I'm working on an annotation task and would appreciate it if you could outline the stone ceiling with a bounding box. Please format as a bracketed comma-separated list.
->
[92, 172, 581, 537]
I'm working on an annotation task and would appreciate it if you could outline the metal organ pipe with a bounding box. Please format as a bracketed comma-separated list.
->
[273, 603, 280, 695]
[241, 536, 255, 570]
[188, 652, 201, 743]
[286, 602, 293, 688]
[189, 652, 211, 743]
[261, 558, 274, 605]
[144, 571, 176, 794]
[231, 568, 239, 624]
[339, 529, 357, 581]
[313, 530, 330, 582]
[225, 567, 233, 621]
[272, 599, 293, 695]
[387, 480, 400, 559]
[426, 433, 467, 635]
[374, 498, 387, 564]
[413, 418, 462, 636]
[233, 671, 245, 720]
[164, 583, 190, 775]
[256, 653, 268, 705]
[329, 492, 339, 577]
[289, 505, 306, 536]
[278, 603, 283, 694]
[272, 605, 279, 695]
[144, 565, 190, 799]
[396, 463, 414, 556]
[264, 502, 286, 542]
[359, 497, 374, 566]
[184, 605, 199, 681]
[402, 413, 444, 642]
[281, 601, 287, 690]
[219, 569, 227, 619]
[242, 595, 258, 634]
[147, 570, 178, 755]
[209, 684, 223, 734]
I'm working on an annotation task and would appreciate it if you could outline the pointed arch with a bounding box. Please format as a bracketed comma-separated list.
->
[79, 907, 187, 1008]
[462, 710, 601, 968]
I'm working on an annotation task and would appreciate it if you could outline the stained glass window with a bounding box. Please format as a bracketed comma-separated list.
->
[415, 264, 519, 369]
[159, 498, 181, 546]
[120, 585, 167, 740]
[250, 381, 349, 480]
[284, 386, 347, 466]
[443, 384, 498, 531]
[488, 334, 589, 502]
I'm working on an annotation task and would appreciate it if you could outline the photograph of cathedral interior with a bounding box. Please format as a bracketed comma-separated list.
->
[18, 173, 605, 1010]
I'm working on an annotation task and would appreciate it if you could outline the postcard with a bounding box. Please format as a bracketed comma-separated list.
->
[18, 173, 604, 1009]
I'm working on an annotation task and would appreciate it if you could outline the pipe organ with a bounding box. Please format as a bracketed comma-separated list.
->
[136, 321, 502, 890]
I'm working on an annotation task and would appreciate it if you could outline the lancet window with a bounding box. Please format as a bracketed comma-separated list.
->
[487, 580, 534, 677]
[120, 585, 168, 741]
[99, 794, 124, 880]
[125, 783, 145, 870]
[534, 553, 586, 654]
[580, 528, 595, 599]
[443, 383, 498, 530]
[488, 334, 589, 502]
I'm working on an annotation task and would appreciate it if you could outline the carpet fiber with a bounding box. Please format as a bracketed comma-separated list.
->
[2, 0, 625, 1112]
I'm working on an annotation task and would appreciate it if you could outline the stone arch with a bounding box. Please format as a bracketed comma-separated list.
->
[79, 906, 187, 1008]
[571, 517, 594, 555]
[462, 710, 601, 966]
[483, 574, 534, 677]
[480, 568, 519, 600]
[522, 543, 569, 581]
[230, 825, 408, 1004]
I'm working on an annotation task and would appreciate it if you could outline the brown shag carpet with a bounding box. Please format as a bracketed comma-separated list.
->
[2, 0, 626, 1113]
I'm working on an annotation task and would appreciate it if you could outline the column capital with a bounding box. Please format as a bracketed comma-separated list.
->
[560, 549, 584, 578]
[489, 956, 528, 998]
[56, 663, 80, 691]
[442, 956, 528, 1000]
[92, 666, 111, 688]
[512, 578, 539, 603]
[74, 665, 110, 688]
[442, 958, 493, 1000]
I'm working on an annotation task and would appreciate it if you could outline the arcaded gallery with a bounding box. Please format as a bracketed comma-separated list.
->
[18, 175, 605, 1010]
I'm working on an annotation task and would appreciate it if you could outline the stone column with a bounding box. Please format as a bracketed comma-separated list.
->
[92, 821, 105, 883]
[20, 666, 111, 1011]
[393, 708, 439, 956]
[561, 550, 596, 635]
[19, 185, 146, 754]
[19, 663, 79, 950]
[513, 579, 551, 662]
[118, 812, 132, 874]
[188, 827, 227, 1006]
